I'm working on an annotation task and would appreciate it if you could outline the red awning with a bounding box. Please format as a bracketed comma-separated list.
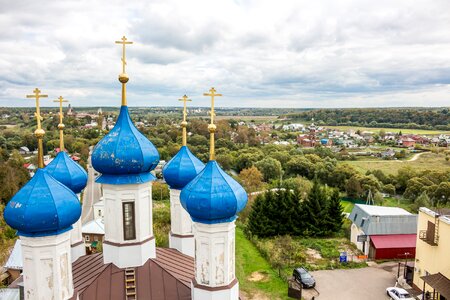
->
[370, 234, 416, 249]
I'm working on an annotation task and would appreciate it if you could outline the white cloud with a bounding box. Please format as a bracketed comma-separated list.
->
[0, 0, 449, 108]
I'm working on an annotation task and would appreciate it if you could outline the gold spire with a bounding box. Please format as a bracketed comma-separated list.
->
[27, 88, 48, 168]
[115, 35, 133, 106]
[53, 96, 68, 151]
[203, 87, 222, 160]
[178, 95, 192, 146]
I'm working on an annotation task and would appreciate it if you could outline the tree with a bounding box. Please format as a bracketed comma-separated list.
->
[239, 166, 263, 193]
[383, 184, 396, 196]
[152, 182, 170, 201]
[413, 191, 430, 211]
[374, 191, 385, 206]
[303, 180, 332, 236]
[327, 189, 344, 232]
[255, 157, 283, 182]
[346, 175, 363, 199]
[286, 156, 315, 178]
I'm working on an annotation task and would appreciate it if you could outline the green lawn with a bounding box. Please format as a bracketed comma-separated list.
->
[341, 200, 355, 213]
[343, 153, 450, 175]
[236, 227, 291, 300]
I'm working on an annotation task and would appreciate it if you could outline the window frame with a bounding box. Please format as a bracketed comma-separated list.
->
[122, 202, 136, 240]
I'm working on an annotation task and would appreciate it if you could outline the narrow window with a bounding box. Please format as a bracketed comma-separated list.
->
[123, 202, 136, 240]
[353, 213, 358, 222]
[361, 218, 365, 227]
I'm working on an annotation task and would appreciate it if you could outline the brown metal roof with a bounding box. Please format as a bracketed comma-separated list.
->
[421, 272, 450, 298]
[70, 248, 194, 300]
[155, 248, 195, 287]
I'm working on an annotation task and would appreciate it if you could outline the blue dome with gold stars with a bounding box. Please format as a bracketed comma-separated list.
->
[163, 146, 204, 190]
[4, 169, 81, 237]
[180, 160, 247, 224]
[46, 151, 88, 194]
[91, 105, 159, 185]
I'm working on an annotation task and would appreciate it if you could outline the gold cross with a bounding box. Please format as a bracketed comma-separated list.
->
[178, 95, 192, 123]
[178, 95, 192, 146]
[26, 88, 47, 168]
[203, 87, 222, 125]
[204, 87, 222, 160]
[54, 96, 68, 124]
[115, 35, 133, 73]
[26, 88, 48, 130]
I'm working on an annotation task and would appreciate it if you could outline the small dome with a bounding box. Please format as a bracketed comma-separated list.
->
[45, 152, 88, 194]
[163, 146, 205, 190]
[4, 169, 81, 237]
[92, 106, 160, 184]
[180, 161, 247, 224]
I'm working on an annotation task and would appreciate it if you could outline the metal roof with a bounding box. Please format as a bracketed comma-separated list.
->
[4, 169, 81, 237]
[92, 105, 159, 185]
[421, 273, 450, 299]
[349, 204, 418, 235]
[163, 146, 205, 190]
[4, 240, 22, 270]
[370, 234, 417, 249]
[70, 248, 194, 300]
[81, 219, 105, 235]
[180, 160, 248, 224]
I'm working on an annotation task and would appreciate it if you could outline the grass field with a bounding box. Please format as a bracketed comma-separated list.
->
[325, 125, 450, 135]
[341, 200, 355, 213]
[343, 153, 450, 175]
[236, 227, 290, 300]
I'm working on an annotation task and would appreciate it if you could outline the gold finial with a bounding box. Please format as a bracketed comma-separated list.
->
[115, 35, 133, 106]
[26, 88, 48, 168]
[53, 96, 69, 151]
[178, 95, 192, 146]
[203, 87, 222, 160]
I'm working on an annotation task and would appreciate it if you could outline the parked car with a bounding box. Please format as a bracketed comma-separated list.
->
[386, 287, 414, 300]
[293, 268, 316, 289]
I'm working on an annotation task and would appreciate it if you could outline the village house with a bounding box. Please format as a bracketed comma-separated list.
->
[349, 204, 418, 259]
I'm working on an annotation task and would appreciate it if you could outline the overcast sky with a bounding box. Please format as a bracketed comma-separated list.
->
[0, 0, 449, 108]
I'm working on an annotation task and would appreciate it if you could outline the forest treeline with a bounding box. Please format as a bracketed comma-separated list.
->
[286, 108, 450, 130]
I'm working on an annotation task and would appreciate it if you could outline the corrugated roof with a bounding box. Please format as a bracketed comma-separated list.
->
[370, 234, 417, 249]
[70, 248, 194, 300]
[421, 273, 450, 299]
[349, 204, 418, 235]
[155, 248, 195, 287]
[4, 240, 22, 270]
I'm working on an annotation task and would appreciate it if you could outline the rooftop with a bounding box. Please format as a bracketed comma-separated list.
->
[356, 204, 411, 216]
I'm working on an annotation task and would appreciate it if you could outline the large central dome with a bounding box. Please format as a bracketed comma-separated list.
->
[92, 105, 160, 184]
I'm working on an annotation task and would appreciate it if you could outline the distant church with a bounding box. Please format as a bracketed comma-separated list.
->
[3, 36, 247, 300]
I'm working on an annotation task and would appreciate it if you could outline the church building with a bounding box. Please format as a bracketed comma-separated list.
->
[3, 36, 247, 300]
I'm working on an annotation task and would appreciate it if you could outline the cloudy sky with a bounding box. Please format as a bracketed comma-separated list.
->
[1, 0, 449, 108]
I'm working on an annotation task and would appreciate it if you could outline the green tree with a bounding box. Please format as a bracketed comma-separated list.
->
[303, 180, 331, 236]
[327, 189, 344, 232]
[239, 166, 264, 193]
[255, 157, 283, 182]
[413, 191, 431, 211]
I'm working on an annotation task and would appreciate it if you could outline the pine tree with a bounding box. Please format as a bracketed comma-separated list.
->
[328, 188, 344, 233]
[303, 179, 328, 236]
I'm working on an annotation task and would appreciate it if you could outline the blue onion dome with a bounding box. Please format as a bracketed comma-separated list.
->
[91, 105, 160, 184]
[3, 169, 82, 237]
[180, 160, 248, 224]
[45, 151, 88, 194]
[162, 146, 205, 190]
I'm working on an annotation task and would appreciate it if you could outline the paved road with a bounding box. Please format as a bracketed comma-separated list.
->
[81, 151, 102, 224]
[303, 266, 396, 300]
